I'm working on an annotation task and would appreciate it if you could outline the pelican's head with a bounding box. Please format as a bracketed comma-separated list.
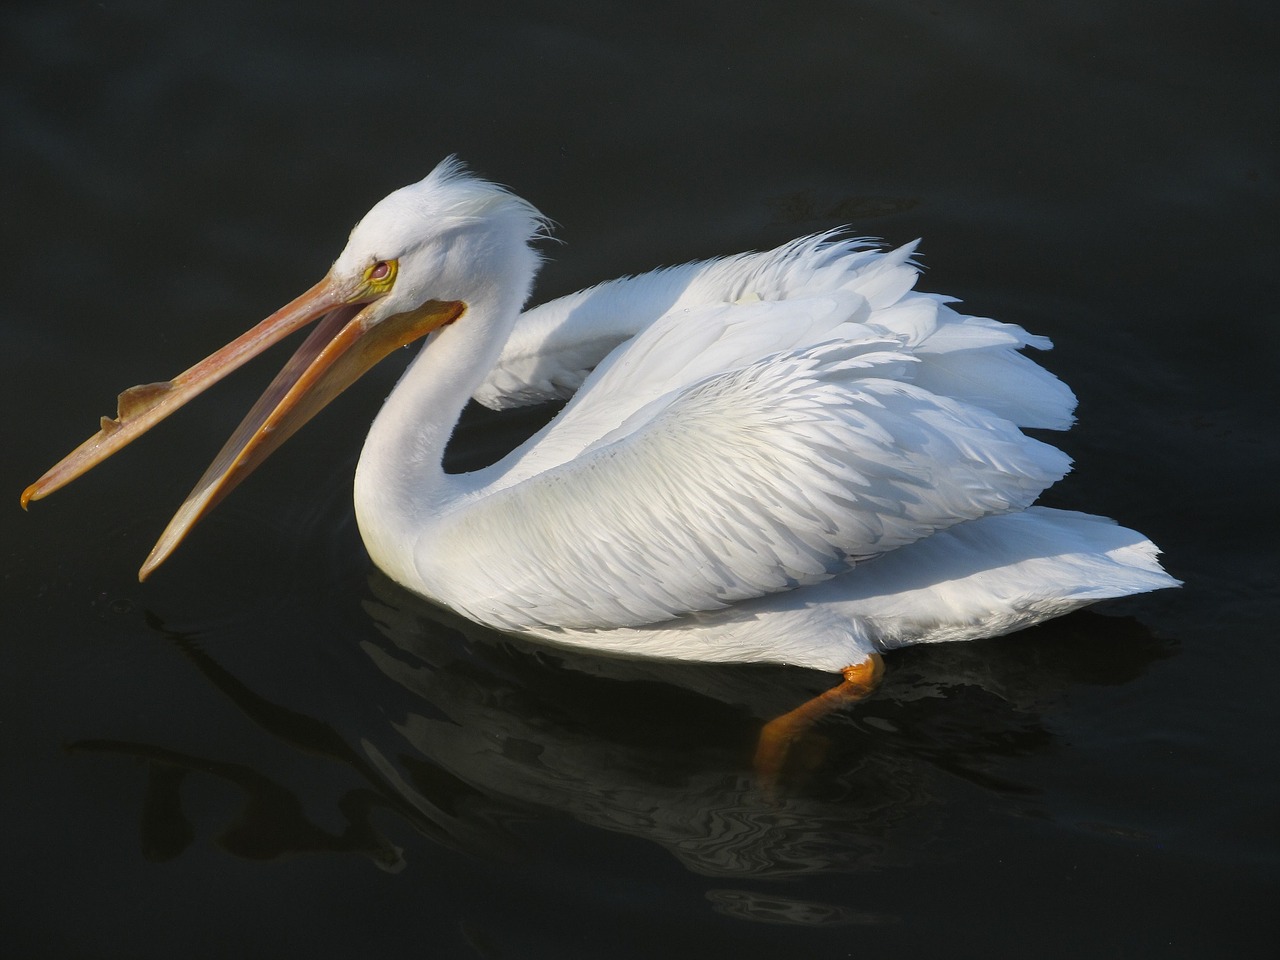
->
[333, 157, 546, 327]
[21, 158, 547, 578]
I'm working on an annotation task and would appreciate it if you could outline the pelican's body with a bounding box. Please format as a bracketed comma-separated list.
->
[343, 164, 1174, 672]
[24, 160, 1177, 764]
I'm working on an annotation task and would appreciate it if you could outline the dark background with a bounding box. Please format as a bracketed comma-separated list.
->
[3, 1, 1276, 957]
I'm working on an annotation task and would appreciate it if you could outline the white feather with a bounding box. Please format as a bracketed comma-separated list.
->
[324, 162, 1177, 671]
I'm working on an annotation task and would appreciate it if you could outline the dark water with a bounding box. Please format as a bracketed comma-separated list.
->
[3, 1, 1276, 957]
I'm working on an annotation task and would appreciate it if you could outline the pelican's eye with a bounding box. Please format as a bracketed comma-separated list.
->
[362, 258, 398, 293]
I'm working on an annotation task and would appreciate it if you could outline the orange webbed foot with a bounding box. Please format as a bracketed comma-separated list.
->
[753, 652, 884, 791]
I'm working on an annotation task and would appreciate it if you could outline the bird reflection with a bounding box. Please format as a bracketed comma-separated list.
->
[68, 579, 1173, 914]
[69, 738, 408, 870]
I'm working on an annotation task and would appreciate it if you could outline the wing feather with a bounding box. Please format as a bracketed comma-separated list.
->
[472, 232, 893, 410]
[422, 341, 1071, 632]
[477, 234, 1077, 436]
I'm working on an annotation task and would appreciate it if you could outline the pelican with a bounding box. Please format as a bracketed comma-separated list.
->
[22, 159, 1178, 775]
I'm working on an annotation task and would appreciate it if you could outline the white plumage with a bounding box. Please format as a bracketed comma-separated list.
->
[25, 158, 1178, 683]
[346, 161, 1176, 672]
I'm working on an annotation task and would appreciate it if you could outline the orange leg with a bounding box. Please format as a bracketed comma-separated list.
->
[753, 652, 884, 789]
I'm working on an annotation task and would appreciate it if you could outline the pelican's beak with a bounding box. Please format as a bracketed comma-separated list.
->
[21, 271, 463, 580]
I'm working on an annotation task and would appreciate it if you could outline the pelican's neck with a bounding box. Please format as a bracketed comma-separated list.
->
[353, 285, 521, 586]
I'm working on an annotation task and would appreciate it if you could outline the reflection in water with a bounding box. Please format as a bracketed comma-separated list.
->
[68, 577, 1172, 922]
[360, 576, 929, 880]
[69, 738, 408, 871]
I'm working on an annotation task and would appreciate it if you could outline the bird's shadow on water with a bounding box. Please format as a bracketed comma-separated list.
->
[66, 566, 1176, 902]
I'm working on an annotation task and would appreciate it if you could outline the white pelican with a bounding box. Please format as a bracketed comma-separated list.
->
[23, 159, 1178, 775]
